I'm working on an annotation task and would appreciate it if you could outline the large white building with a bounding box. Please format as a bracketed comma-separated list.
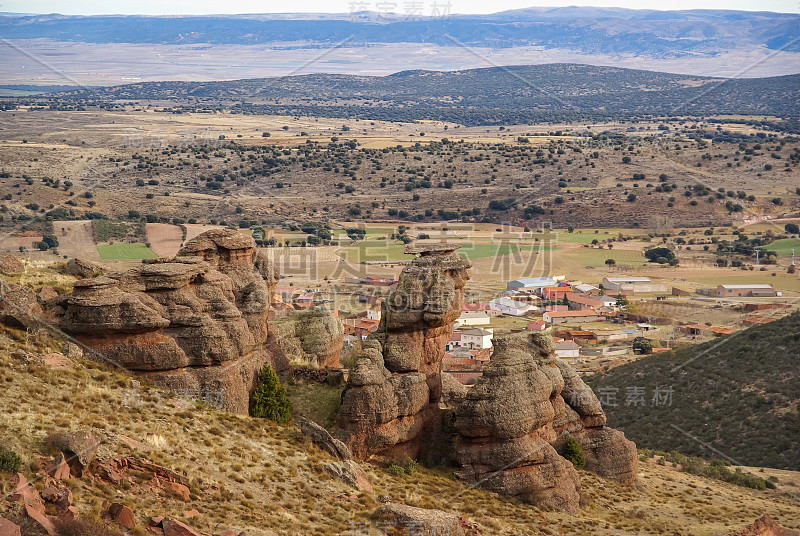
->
[455, 310, 492, 327]
[489, 297, 534, 316]
[601, 277, 667, 293]
[506, 277, 556, 291]
[555, 341, 580, 359]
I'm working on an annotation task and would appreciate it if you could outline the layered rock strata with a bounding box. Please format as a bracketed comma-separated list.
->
[454, 332, 638, 513]
[272, 306, 344, 368]
[337, 244, 471, 460]
[58, 229, 286, 413]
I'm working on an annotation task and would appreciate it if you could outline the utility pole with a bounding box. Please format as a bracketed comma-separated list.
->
[728, 244, 732, 267]
[755, 249, 760, 266]
[792, 249, 796, 266]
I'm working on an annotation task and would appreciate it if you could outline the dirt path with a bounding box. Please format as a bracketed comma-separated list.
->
[145, 223, 184, 257]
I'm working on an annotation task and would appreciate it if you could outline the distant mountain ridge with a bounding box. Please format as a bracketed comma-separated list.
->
[1, 8, 798, 55]
[53, 64, 800, 122]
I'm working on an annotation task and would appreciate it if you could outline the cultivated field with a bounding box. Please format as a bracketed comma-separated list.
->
[146, 223, 184, 257]
[96, 242, 157, 260]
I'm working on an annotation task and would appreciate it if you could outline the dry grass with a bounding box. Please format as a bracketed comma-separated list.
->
[0, 325, 799, 535]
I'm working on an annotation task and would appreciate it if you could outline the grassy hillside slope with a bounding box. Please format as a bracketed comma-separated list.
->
[0, 321, 798, 535]
[589, 311, 800, 471]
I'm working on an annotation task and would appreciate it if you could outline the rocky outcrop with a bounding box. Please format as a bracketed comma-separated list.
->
[300, 417, 373, 491]
[65, 258, 109, 278]
[0, 517, 21, 536]
[337, 244, 471, 461]
[454, 332, 637, 513]
[273, 306, 344, 368]
[725, 514, 793, 536]
[373, 504, 464, 536]
[0, 253, 24, 275]
[46, 430, 101, 477]
[440, 371, 468, 408]
[57, 229, 287, 414]
[0, 282, 43, 330]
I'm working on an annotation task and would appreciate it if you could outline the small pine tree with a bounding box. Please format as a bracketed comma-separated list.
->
[563, 437, 586, 469]
[249, 365, 292, 424]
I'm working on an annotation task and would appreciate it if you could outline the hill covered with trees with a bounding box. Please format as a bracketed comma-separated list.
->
[38, 64, 800, 128]
[588, 312, 800, 470]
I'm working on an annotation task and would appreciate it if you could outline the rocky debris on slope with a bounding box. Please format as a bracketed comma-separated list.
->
[0, 518, 21, 536]
[726, 514, 795, 536]
[337, 245, 471, 461]
[57, 229, 288, 414]
[109, 503, 136, 529]
[454, 332, 637, 513]
[11, 473, 45, 514]
[47, 452, 71, 480]
[45, 430, 101, 477]
[23, 505, 56, 535]
[300, 417, 373, 491]
[0, 283, 43, 330]
[41, 487, 73, 512]
[65, 258, 110, 278]
[373, 503, 465, 536]
[323, 460, 373, 491]
[37, 286, 59, 304]
[40, 352, 72, 370]
[300, 418, 352, 460]
[0, 254, 25, 275]
[273, 306, 344, 368]
[161, 518, 202, 536]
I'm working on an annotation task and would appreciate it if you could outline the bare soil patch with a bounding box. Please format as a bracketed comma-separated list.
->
[145, 223, 184, 257]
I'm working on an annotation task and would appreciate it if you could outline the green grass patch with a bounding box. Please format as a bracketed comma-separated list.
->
[339, 240, 552, 262]
[758, 238, 800, 257]
[96, 243, 157, 260]
[564, 247, 646, 267]
[286, 378, 343, 429]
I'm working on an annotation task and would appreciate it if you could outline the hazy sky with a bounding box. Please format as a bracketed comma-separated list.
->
[3, 0, 798, 14]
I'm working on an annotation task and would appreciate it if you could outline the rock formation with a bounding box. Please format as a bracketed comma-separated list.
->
[65, 258, 110, 278]
[725, 514, 792, 536]
[57, 229, 287, 414]
[373, 503, 465, 536]
[454, 332, 637, 513]
[337, 244, 471, 460]
[272, 306, 344, 368]
[0, 282, 43, 330]
[0, 253, 25, 275]
[300, 417, 372, 491]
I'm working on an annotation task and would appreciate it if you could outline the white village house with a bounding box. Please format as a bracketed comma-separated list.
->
[455, 310, 492, 327]
[489, 296, 534, 316]
[460, 328, 494, 350]
[601, 277, 666, 293]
